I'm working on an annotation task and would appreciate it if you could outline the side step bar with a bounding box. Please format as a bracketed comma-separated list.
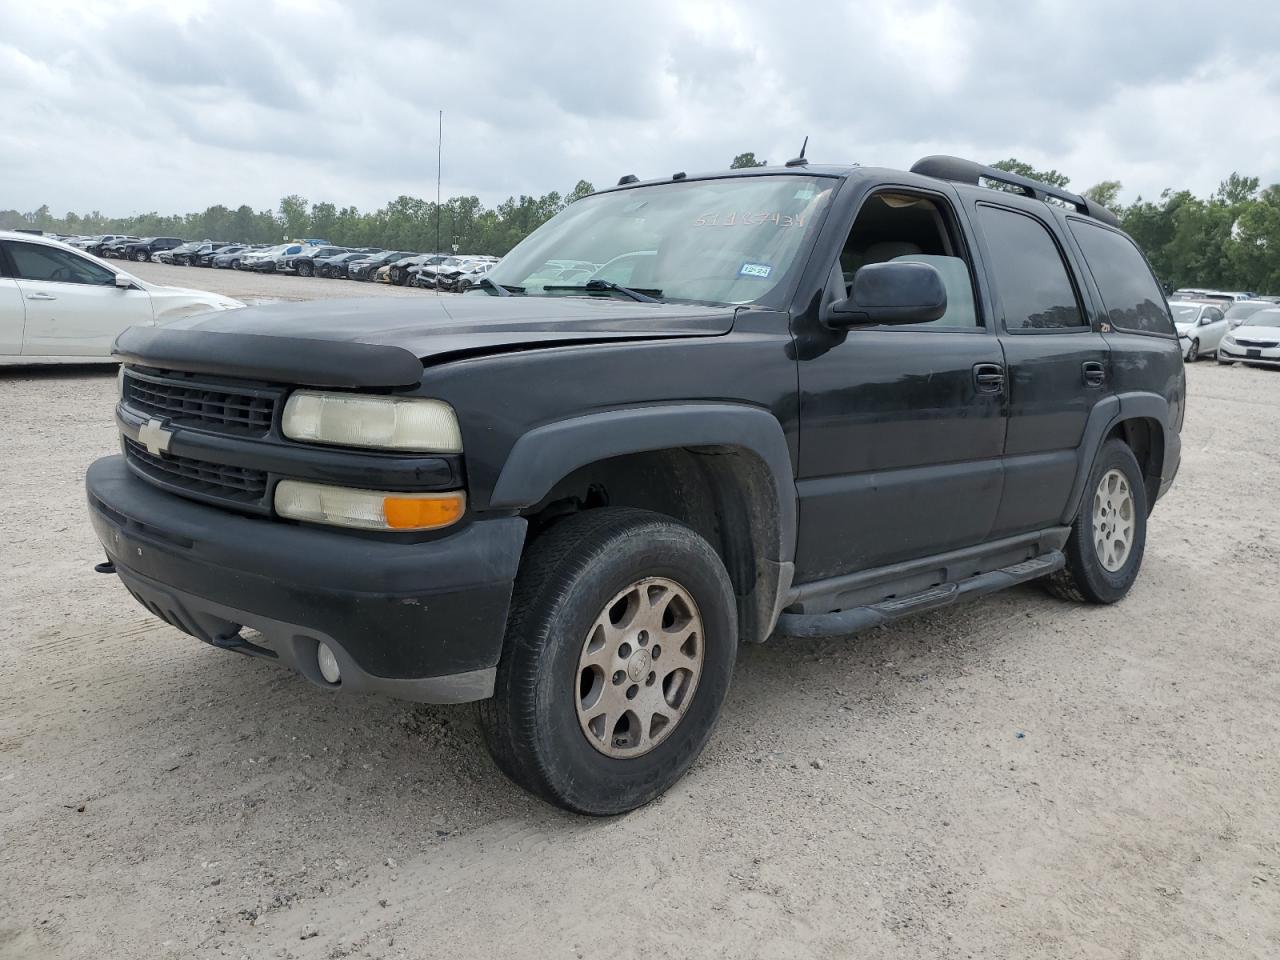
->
[774, 551, 1065, 639]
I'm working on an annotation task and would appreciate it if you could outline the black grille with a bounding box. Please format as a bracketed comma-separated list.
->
[124, 437, 268, 507]
[1234, 338, 1279, 348]
[123, 371, 278, 436]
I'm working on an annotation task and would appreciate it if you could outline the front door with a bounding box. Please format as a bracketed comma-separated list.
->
[0, 277, 25, 356]
[793, 187, 1007, 582]
[1, 240, 153, 357]
[968, 202, 1110, 537]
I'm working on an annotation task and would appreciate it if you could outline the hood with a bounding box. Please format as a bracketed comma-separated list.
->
[1230, 324, 1280, 340]
[114, 295, 735, 388]
[1174, 322, 1194, 335]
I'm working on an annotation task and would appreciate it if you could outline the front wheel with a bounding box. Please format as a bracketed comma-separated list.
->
[133, 250, 148, 262]
[1044, 438, 1148, 604]
[478, 508, 738, 815]
[1187, 338, 1200, 362]
[297, 261, 313, 277]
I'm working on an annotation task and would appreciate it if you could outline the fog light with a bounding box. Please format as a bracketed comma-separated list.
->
[317, 642, 341, 684]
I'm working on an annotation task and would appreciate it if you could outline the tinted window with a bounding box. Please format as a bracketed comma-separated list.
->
[978, 206, 1084, 330]
[1068, 219, 1174, 336]
[4, 242, 115, 286]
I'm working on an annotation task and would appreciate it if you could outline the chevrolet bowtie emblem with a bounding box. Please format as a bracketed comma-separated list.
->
[137, 418, 175, 457]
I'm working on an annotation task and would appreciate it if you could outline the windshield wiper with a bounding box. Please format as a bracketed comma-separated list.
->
[477, 276, 524, 296]
[541, 278, 663, 303]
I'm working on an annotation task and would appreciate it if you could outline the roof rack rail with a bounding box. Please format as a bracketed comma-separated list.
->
[910, 155, 1120, 228]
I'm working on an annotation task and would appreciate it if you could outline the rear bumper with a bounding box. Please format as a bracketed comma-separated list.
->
[86, 456, 526, 703]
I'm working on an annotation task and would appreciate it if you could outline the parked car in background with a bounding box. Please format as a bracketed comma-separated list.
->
[97, 237, 142, 258]
[1217, 308, 1280, 367]
[1223, 299, 1275, 329]
[348, 250, 416, 281]
[1170, 301, 1228, 361]
[283, 245, 349, 277]
[156, 241, 206, 266]
[450, 260, 495, 292]
[240, 244, 304, 273]
[211, 245, 258, 270]
[0, 230, 242, 363]
[314, 250, 371, 279]
[119, 237, 184, 263]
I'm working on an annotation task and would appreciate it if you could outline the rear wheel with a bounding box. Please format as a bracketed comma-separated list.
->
[133, 250, 148, 262]
[297, 260, 314, 277]
[1044, 439, 1148, 604]
[478, 508, 737, 815]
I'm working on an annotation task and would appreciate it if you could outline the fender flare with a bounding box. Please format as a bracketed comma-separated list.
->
[1062, 392, 1171, 524]
[488, 403, 797, 564]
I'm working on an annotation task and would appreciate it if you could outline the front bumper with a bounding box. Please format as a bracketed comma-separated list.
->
[86, 456, 526, 703]
[1219, 340, 1280, 365]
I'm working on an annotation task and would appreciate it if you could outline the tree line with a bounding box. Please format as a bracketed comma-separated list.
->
[4, 154, 1278, 293]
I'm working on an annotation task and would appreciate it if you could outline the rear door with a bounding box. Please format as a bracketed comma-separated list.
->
[967, 201, 1111, 537]
[2, 240, 154, 357]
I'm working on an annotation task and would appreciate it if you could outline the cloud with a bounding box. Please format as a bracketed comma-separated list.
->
[1, 0, 1278, 219]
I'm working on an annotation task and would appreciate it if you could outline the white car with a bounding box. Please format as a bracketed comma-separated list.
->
[1217, 308, 1280, 368]
[0, 230, 243, 364]
[1223, 299, 1275, 330]
[1170, 300, 1228, 361]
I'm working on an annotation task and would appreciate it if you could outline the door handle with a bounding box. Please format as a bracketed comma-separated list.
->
[26, 292, 57, 301]
[1082, 361, 1106, 387]
[972, 362, 1004, 394]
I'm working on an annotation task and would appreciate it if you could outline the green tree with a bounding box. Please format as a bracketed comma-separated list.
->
[566, 179, 596, 203]
[730, 152, 767, 169]
[278, 194, 310, 240]
[989, 158, 1071, 189]
[1083, 181, 1123, 210]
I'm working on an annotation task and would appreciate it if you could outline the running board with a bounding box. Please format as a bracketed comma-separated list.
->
[773, 551, 1065, 639]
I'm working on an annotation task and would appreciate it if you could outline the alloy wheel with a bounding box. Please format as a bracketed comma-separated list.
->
[1092, 468, 1135, 572]
[575, 576, 704, 758]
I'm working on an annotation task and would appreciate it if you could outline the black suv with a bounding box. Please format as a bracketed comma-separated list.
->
[87, 156, 1183, 815]
[119, 237, 184, 263]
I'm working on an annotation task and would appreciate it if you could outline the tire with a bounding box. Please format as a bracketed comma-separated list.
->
[390, 267, 403, 285]
[231, 259, 241, 270]
[456, 279, 472, 293]
[133, 250, 148, 262]
[318, 265, 330, 278]
[1043, 438, 1148, 604]
[263, 262, 275, 274]
[297, 261, 313, 277]
[1187, 338, 1200, 362]
[478, 507, 738, 815]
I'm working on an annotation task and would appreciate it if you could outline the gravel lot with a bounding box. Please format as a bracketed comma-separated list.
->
[1, 348, 1278, 958]
[123, 259, 444, 302]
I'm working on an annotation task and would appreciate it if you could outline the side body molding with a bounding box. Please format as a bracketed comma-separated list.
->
[489, 403, 798, 564]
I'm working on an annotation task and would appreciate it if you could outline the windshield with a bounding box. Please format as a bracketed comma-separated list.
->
[1226, 301, 1270, 320]
[1170, 304, 1200, 323]
[484, 175, 836, 304]
[1243, 310, 1280, 328]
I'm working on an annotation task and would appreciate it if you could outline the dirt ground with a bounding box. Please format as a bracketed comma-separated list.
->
[1, 353, 1277, 959]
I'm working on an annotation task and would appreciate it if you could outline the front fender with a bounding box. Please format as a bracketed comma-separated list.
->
[489, 402, 797, 565]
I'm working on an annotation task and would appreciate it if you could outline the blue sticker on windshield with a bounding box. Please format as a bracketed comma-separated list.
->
[739, 262, 772, 279]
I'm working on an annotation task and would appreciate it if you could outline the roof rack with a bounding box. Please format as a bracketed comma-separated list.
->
[910, 155, 1120, 228]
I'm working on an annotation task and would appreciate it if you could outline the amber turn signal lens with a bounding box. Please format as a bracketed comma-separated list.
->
[382, 493, 465, 530]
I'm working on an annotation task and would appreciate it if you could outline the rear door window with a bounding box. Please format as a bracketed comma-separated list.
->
[1067, 218, 1175, 336]
[976, 205, 1085, 331]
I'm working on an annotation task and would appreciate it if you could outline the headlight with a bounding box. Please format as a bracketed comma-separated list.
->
[1223, 335, 1236, 346]
[282, 391, 462, 453]
[274, 479, 464, 531]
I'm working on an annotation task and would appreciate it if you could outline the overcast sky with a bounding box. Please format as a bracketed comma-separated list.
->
[2, 0, 1278, 218]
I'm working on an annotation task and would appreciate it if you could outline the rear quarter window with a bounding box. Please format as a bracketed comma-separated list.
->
[1068, 219, 1175, 336]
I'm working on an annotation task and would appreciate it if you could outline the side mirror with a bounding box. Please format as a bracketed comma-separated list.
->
[114, 275, 136, 290]
[826, 261, 948, 328]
